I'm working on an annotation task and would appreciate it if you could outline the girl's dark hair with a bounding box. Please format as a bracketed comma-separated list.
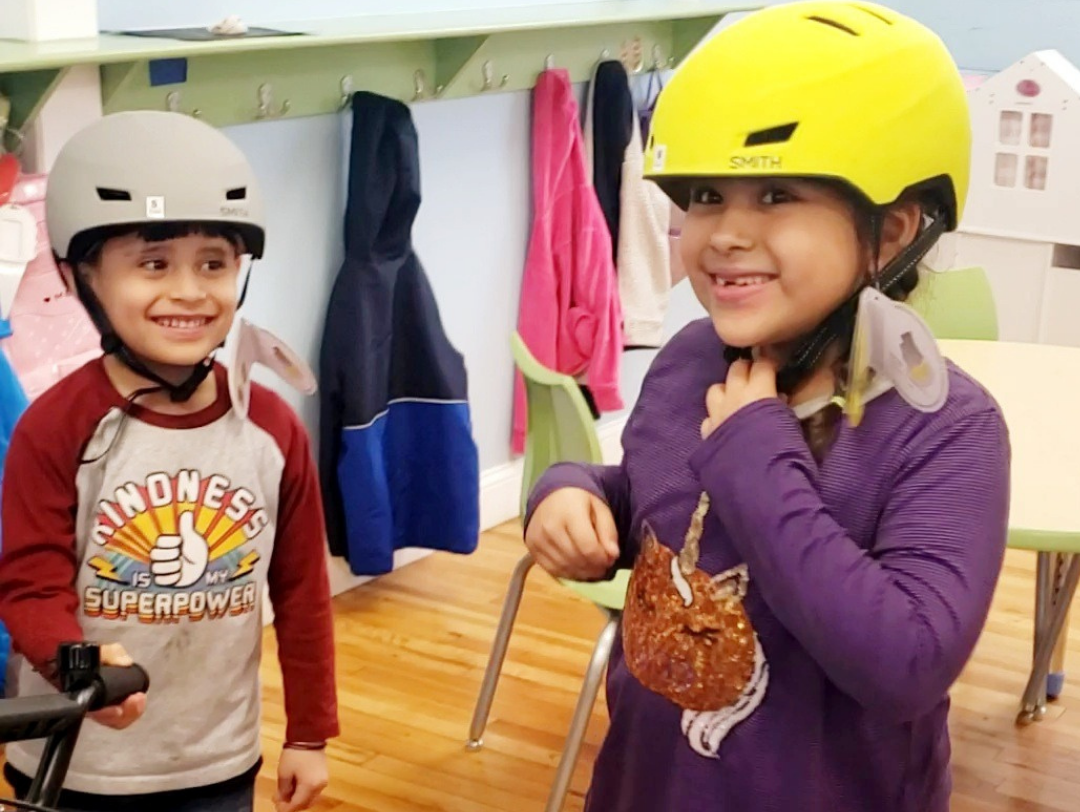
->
[70, 221, 247, 269]
[800, 184, 930, 462]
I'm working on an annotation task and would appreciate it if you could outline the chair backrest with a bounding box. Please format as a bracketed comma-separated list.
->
[511, 332, 603, 517]
[908, 266, 999, 341]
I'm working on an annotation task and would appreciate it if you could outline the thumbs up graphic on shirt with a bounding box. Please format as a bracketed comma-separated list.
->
[151, 511, 210, 588]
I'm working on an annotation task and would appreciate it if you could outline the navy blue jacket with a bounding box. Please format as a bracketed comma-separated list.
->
[319, 91, 480, 575]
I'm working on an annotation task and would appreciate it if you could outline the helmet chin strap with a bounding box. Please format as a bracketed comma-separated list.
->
[101, 331, 215, 402]
[723, 208, 948, 395]
[71, 260, 254, 403]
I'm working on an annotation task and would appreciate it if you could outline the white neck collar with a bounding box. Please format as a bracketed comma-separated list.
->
[791, 375, 895, 421]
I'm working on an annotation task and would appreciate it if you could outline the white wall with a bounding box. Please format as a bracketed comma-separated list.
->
[949, 233, 1051, 342]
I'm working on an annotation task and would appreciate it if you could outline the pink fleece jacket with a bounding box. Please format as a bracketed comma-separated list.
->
[513, 69, 624, 454]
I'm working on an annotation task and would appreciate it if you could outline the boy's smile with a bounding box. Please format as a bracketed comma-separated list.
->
[80, 231, 242, 379]
[148, 314, 218, 342]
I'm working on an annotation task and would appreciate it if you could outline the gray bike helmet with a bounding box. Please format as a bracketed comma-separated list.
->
[45, 111, 267, 401]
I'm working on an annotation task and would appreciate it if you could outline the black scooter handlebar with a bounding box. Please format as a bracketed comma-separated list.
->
[90, 664, 150, 711]
[0, 643, 152, 810]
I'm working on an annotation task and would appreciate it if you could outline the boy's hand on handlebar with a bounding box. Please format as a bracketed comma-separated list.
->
[88, 643, 146, 730]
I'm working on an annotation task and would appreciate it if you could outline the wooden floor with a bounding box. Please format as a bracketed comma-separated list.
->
[245, 522, 1080, 811]
[1, 522, 1068, 810]
[0, 523, 1074, 810]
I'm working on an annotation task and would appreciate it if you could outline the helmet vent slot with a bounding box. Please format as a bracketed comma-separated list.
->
[225, 187, 247, 201]
[745, 122, 799, 147]
[806, 16, 859, 35]
[851, 5, 894, 24]
[96, 187, 132, 201]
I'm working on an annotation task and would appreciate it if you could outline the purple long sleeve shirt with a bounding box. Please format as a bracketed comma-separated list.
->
[528, 319, 1010, 812]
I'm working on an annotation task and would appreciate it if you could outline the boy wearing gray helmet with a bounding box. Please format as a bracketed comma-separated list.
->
[0, 111, 337, 812]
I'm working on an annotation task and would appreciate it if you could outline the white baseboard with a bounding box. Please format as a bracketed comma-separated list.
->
[326, 547, 431, 597]
[321, 415, 629, 598]
[478, 460, 525, 532]
[475, 415, 627, 532]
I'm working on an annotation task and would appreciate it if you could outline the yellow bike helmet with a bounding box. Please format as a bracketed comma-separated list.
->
[645, 1, 970, 394]
[645, 0, 970, 230]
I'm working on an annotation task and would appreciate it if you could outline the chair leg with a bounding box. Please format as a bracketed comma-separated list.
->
[467, 553, 536, 750]
[1019, 555, 1080, 725]
[545, 610, 620, 812]
[1048, 555, 1073, 700]
[1025, 552, 1053, 720]
[1049, 608, 1070, 700]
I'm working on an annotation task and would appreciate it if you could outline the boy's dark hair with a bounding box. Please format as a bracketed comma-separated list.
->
[69, 222, 248, 270]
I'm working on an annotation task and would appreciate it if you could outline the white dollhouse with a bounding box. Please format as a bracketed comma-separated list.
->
[947, 50, 1080, 345]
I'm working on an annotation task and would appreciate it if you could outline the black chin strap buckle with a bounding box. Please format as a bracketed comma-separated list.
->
[167, 362, 214, 402]
[101, 335, 215, 404]
[723, 346, 752, 365]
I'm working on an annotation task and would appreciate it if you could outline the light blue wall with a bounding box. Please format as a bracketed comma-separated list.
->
[98, 0, 1080, 471]
[226, 82, 702, 472]
[868, 0, 1080, 73]
[95, 0, 707, 472]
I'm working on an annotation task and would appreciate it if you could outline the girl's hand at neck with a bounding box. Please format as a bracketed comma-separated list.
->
[701, 357, 781, 439]
[701, 340, 845, 439]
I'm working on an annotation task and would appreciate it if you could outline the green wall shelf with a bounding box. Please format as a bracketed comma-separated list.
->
[0, 1, 758, 129]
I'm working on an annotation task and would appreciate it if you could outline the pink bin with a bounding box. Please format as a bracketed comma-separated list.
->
[0, 173, 101, 401]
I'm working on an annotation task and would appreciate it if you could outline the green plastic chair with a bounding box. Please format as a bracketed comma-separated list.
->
[908, 266, 999, 341]
[467, 331, 629, 812]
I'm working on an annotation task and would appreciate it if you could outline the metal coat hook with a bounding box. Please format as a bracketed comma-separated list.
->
[411, 69, 444, 101]
[339, 76, 354, 111]
[651, 44, 674, 70]
[255, 83, 290, 119]
[480, 60, 509, 92]
[545, 54, 555, 70]
[1, 126, 24, 157]
[165, 91, 202, 119]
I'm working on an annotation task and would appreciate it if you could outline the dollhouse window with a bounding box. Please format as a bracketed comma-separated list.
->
[1025, 155, 1049, 190]
[1030, 113, 1053, 148]
[999, 110, 1023, 145]
[1053, 244, 1080, 270]
[995, 153, 1018, 187]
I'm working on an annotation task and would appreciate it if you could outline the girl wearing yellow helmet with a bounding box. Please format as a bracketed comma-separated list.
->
[524, 2, 1009, 810]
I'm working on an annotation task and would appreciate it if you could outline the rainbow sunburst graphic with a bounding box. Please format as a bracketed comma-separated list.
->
[88, 471, 268, 584]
